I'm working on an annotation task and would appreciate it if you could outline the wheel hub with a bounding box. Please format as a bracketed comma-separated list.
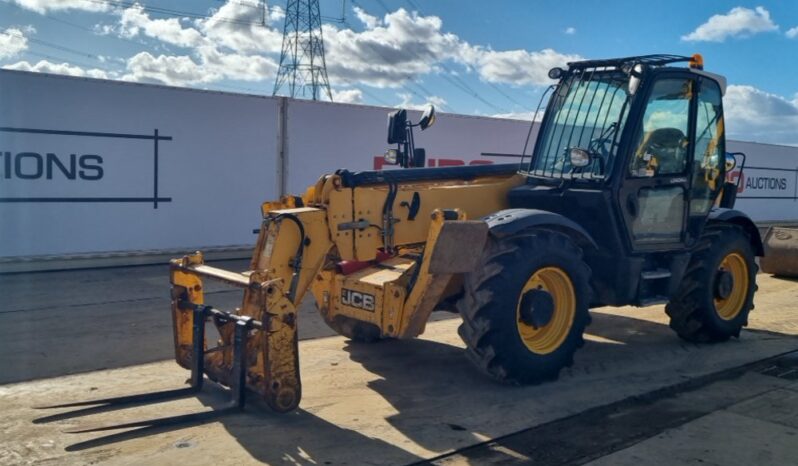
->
[714, 269, 734, 300]
[519, 289, 555, 330]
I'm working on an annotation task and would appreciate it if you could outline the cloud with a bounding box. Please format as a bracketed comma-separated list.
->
[331, 88, 363, 104]
[462, 47, 580, 86]
[122, 52, 207, 85]
[122, 46, 277, 86]
[4, 59, 109, 78]
[6, 0, 579, 108]
[118, 4, 203, 48]
[324, 8, 461, 88]
[101, 2, 283, 53]
[0, 27, 28, 59]
[96, 2, 279, 86]
[724, 84, 798, 145]
[494, 84, 798, 145]
[564, 27, 576, 35]
[787, 26, 798, 39]
[397, 92, 446, 110]
[682, 6, 778, 42]
[325, 7, 576, 89]
[198, 1, 284, 54]
[5, 0, 109, 13]
[103, 3, 574, 93]
[354, 6, 380, 29]
[492, 111, 544, 122]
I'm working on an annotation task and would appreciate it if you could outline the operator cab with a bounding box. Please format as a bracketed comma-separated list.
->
[511, 54, 738, 306]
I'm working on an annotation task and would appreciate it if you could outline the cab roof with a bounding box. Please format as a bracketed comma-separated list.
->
[566, 54, 693, 70]
[565, 54, 727, 96]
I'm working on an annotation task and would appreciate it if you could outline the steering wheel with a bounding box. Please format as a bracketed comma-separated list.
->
[587, 136, 614, 175]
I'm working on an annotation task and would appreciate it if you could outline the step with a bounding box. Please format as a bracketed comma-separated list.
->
[641, 269, 671, 280]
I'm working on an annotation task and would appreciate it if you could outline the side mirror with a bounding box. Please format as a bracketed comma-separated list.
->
[725, 153, 737, 171]
[418, 105, 436, 131]
[387, 109, 407, 144]
[384, 149, 399, 165]
[569, 148, 591, 168]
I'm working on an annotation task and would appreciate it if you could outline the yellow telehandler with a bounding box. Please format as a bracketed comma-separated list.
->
[46, 54, 764, 432]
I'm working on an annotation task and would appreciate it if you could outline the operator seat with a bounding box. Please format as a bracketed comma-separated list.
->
[636, 127, 687, 175]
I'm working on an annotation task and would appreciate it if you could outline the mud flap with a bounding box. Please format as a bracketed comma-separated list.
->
[400, 211, 489, 338]
[428, 220, 490, 274]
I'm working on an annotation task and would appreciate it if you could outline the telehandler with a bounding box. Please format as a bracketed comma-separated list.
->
[46, 55, 763, 430]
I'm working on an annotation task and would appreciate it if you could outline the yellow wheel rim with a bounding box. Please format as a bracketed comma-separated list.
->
[516, 267, 576, 355]
[714, 252, 749, 321]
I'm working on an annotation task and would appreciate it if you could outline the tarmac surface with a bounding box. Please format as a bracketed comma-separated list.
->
[1, 262, 797, 465]
[0, 260, 332, 384]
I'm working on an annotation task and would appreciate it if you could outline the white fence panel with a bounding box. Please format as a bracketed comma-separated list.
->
[727, 140, 798, 222]
[2, 69, 798, 266]
[0, 70, 278, 258]
[284, 99, 534, 194]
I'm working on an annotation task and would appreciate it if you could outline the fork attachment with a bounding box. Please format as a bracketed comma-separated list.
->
[170, 251, 301, 413]
[34, 305, 256, 439]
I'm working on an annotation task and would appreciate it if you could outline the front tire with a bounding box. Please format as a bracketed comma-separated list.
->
[666, 225, 758, 342]
[457, 230, 592, 384]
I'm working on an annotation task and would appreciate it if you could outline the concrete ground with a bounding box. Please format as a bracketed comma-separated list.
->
[0, 264, 797, 465]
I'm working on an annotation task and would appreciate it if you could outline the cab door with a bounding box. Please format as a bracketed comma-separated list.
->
[619, 73, 696, 251]
[685, 77, 726, 240]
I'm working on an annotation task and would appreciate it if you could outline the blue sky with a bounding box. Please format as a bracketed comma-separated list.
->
[1, 1, 798, 144]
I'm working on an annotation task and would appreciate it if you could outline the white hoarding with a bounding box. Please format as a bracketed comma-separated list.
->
[0, 70, 279, 258]
[284, 99, 534, 194]
[727, 140, 798, 222]
[2, 69, 797, 265]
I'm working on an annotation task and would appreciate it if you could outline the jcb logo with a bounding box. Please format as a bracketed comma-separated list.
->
[341, 288, 375, 312]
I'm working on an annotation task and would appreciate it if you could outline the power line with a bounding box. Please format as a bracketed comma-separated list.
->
[401, 0, 529, 112]
[4, 0, 178, 47]
[356, 0, 507, 112]
[21, 50, 116, 73]
[5, 1, 94, 34]
[82, 0, 268, 27]
[347, 1, 438, 100]
[4, 0, 461, 110]
[339, 77, 392, 106]
[373, 0, 392, 15]
[405, 0, 421, 11]
[348, 0, 461, 110]
[485, 81, 528, 109]
[4, 29, 107, 63]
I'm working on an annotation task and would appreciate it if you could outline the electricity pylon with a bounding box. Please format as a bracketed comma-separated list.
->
[272, 0, 334, 101]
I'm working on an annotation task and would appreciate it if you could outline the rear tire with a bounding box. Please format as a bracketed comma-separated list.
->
[666, 225, 758, 342]
[457, 230, 592, 384]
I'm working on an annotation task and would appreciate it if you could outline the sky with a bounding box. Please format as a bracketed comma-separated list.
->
[1, 1, 798, 145]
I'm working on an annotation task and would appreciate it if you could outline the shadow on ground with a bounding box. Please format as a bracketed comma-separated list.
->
[40, 310, 796, 465]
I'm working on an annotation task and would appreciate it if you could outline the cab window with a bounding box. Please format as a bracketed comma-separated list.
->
[629, 79, 693, 177]
[690, 80, 724, 215]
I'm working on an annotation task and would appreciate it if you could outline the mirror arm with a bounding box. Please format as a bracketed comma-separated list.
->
[405, 123, 415, 168]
